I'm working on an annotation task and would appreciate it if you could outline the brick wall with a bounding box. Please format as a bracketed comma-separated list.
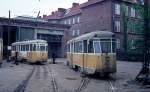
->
[80, 0, 112, 34]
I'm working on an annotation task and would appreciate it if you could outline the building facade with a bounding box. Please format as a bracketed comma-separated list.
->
[42, 0, 145, 61]
[0, 16, 69, 58]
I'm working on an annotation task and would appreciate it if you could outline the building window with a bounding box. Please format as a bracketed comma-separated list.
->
[115, 3, 120, 15]
[131, 40, 136, 49]
[77, 30, 80, 35]
[131, 7, 135, 17]
[125, 5, 129, 16]
[72, 30, 80, 36]
[77, 16, 80, 23]
[68, 19, 71, 24]
[72, 30, 75, 36]
[72, 18, 75, 24]
[114, 21, 121, 32]
[116, 39, 121, 49]
[64, 20, 67, 24]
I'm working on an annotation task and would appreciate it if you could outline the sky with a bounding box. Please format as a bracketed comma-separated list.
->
[0, 0, 87, 18]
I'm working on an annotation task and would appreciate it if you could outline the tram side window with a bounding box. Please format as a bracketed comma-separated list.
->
[18, 45, 20, 51]
[100, 39, 111, 53]
[88, 41, 94, 53]
[12, 46, 16, 51]
[112, 39, 116, 53]
[71, 43, 74, 52]
[26, 45, 29, 51]
[33, 44, 36, 51]
[16, 45, 19, 51]
[83, 40, 87, 53]
[40, 45, 45, 51]
[74, 41, 83, 53]
[21, 45, 23, 51]
[23, 45, 26, 51]
[46, 45, 48, 51]
[30, 44, 33, 51]
[93, 41, 101, 53]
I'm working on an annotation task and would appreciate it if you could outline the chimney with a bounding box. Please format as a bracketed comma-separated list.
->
[58, 8, 66, 16]
[58, 8, 66, 13]
[43, 15, 47, 18]
[52, 11, 55, 15]
[72, 3, 79, 7]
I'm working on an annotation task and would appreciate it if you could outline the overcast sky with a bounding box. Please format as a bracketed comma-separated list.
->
[0, 0, 87, 18]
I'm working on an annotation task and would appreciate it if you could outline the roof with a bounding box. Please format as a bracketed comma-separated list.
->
[67, 31, 114, 43]
[63, 5, 81, 18]
[81, 0, 104, 8]
[15, 16, 47, 22]
[42, 0, 143, 20]
[12, 39, 48, 45]
[42, 4, 81, 20]
[42, 11, 62, 20]
[42, 0, 103, 20]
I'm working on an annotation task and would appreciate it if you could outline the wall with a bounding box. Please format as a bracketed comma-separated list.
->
[16, 27, 35, 41]
[80, 0, 112, 34]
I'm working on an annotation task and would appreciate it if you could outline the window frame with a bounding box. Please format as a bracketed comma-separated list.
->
[114, 20, 121, 32]
[93, 41, 101, 53]
[115, 3, 121, 15]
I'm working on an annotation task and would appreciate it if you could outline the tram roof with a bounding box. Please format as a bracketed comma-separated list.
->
[67, 31, 114, 43]
[12, 39, 47, 45]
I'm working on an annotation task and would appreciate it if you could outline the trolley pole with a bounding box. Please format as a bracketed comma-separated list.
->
[136, 0, 150, 85]
[7, 10, 11, 62]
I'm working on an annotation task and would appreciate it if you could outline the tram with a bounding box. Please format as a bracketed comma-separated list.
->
[66, 31, 116, 75]
[11, 39, 48, 63]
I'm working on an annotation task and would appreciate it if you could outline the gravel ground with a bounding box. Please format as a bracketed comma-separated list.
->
[0, 59, 150, 92]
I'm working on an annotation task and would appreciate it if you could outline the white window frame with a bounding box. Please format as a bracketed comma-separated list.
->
[72, 30, 75, 36]
[72, 18, 75, 24]
[68, 19, 71, 24]
[77, 16, 80, 23]
[77, 30, 80, 36]
[93, 41, 101, 53]
[131, 7, 135, 17]
[115, 3, 120, 15]
[115, 21, 121, 32]
[64, 20, 67, 24]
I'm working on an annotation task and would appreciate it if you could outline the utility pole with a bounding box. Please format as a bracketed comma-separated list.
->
[7, 10, 11, 61]
[136, 0, 150, 85]
[122, 4, 128, 60]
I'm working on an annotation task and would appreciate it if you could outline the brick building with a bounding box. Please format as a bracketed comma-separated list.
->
[42, 0, 145, 61]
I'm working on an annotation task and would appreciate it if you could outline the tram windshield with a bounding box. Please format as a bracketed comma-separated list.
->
[93, 39, 116, 53]
[100, 39, 111, 53]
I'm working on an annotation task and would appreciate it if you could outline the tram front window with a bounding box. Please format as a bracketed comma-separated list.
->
[100, 39, 111, 53]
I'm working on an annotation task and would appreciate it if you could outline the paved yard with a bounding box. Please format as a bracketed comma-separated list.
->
[0, 59, 149, 92]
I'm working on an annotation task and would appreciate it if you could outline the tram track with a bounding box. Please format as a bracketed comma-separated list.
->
[13, 65, 36, 92]
[75, 76, 90, 92]
[107, 77, 117, 92]
[48, 65, 59, 92]
[13, 64, 59, 92]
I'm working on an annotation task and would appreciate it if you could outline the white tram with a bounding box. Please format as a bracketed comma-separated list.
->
[11, 39, 48, 63]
